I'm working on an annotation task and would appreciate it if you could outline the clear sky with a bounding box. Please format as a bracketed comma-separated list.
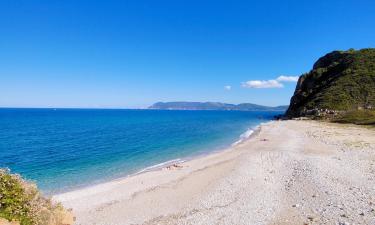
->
[1, 0, 374, 108]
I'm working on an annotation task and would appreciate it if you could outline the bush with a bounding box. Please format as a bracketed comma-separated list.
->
[0, 169, 73, 225]
[334, 110, 375, 125]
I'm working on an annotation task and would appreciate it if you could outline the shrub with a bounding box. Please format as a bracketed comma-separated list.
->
[0, 169, 73, 225]
[334, 110, 375, 125]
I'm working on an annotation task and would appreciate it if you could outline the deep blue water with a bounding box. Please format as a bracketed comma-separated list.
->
[0, 108, 281, 194]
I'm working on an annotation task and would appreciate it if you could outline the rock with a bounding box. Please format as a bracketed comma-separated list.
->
[285, 48, 375, 118]
[338, 222, 349, 225]
[292, 203, 300, 208]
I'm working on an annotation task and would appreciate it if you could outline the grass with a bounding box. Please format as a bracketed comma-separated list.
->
[334, 110, 375, 126]
[0, 169, 73, 225]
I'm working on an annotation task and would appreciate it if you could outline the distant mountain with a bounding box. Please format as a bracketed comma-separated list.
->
[286, 48, 375, 117]
[149, 102, 288, 111]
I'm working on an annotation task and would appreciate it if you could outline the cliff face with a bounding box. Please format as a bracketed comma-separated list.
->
[286, 48, 375, 117]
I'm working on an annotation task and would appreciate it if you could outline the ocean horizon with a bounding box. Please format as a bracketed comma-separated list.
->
[0, 108, 281, 194]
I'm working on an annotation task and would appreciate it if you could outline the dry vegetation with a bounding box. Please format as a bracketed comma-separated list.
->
[0, 169, 74, 225]
[334, 110, 375, 125]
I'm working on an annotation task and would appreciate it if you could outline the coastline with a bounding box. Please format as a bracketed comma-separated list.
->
[48, 122, 263, 196]
[52, 122, 265, 201]
[53, 120, 375, 225]
[132, 123, 262, 176]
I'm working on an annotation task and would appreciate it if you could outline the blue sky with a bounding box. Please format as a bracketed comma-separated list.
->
[0, 0, 374, 108]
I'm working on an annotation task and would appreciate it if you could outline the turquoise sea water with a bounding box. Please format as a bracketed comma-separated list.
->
[0, 108, 281, 194]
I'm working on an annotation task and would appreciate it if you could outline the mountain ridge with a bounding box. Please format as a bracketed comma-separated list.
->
[149, 102, 288, 111]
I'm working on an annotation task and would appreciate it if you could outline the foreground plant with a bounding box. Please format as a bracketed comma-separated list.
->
[0, 169, 73, 225]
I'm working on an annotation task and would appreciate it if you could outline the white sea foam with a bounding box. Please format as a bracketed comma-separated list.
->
[134, 158, 185, 175]
[138, 126, 258, 175]
[232, 126, 258, 146]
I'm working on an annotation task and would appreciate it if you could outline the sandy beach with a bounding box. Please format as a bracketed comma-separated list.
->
[54, 120, 375, 225]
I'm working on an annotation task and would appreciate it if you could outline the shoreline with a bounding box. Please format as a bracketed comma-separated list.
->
[49, 123, 264, 196]
[53, 122, 265, 200]
[132, 124, 262, 176]
[53, 120, 375, 225]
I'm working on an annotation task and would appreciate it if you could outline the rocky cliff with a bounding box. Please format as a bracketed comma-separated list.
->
[286, 48, 375, 117]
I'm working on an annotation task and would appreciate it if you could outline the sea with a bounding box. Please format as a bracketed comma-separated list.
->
[0, 108, 282, 194]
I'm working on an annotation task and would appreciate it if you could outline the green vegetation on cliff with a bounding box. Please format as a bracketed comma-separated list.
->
[287, 48, 375, 117]
[334, 110, 375, 125]
[0, 169, 73, 225]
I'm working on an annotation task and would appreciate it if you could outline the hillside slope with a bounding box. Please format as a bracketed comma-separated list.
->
[286, 48, 375, 117]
